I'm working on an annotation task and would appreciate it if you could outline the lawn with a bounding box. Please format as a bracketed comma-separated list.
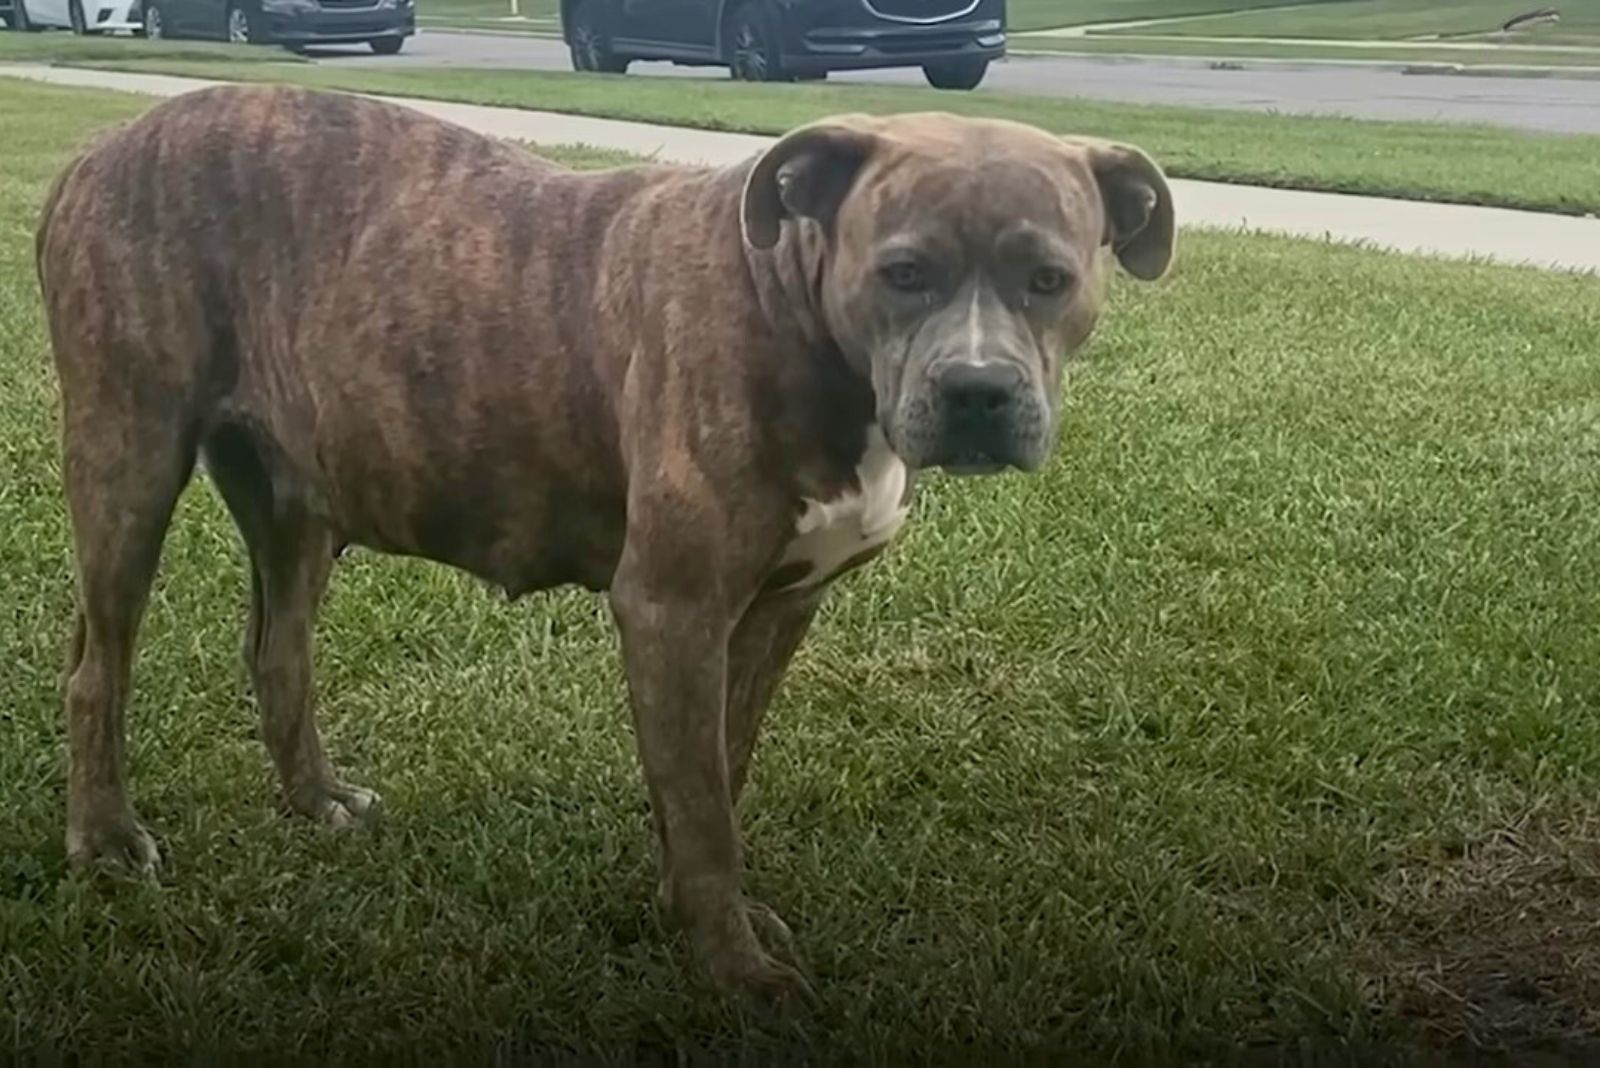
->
[1010, 0, 1338, 31]
[55, 59, 1600, 216]
[420, 0, 556, 22]
[7, 77, 1600, 1062]
[1104, 0, 1600, 42]
[0, 33, 303, 63]
[417, 13, 558, 30]
[1020, 32, 1600, 66]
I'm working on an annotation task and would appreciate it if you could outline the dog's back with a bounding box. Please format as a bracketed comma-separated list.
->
[38, 85, 578, 422]
[36, 84, 708, 586]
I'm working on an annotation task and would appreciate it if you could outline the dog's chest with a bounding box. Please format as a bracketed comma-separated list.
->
[771, 427, 911, 592]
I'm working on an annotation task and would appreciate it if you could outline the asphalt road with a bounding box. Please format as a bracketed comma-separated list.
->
[301, 30, 1600, 135]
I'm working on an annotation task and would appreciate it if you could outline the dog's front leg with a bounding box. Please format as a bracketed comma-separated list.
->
[609, 544, 815, 1005]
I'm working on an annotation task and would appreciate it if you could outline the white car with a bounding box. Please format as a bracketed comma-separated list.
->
[5, 0, 142, 34]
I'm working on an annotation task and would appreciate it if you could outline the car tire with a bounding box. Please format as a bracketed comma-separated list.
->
[923, 57, 988, 91]
[68, 0, 87, 32]
[567, 0, 628, 74]
[141, 0, 166, 36]
[369, 35, 402, 53]
[727, 0, 787, 82]
[226, 2, 262, 43]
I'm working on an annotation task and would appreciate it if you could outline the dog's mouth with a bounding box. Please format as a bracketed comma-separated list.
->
[889, 427, 1048, 476]
[926, 425, 1050, 476]
[940, 458, 1009, 477]
[885, 387, 1052, 476]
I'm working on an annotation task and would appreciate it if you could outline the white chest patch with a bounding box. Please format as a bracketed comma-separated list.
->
[773, 426, 912, 591]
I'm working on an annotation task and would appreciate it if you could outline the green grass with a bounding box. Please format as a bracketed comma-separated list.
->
[1018, 32, 1600, 67]
[1106, 0, 1600, 41]
[52, 60, 1600, 217]
[0, 32, 304, 63]
[8, 76, 1600, 1063]
[1009, 0, 1337, 32]
[416, 14, 559, 32]
[419, 0, 556, 21]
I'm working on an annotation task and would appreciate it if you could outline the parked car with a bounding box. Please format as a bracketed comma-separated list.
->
[562, 0, 1006, 91]
[140, 0, 415, 53]
[4, 0, 141, 34]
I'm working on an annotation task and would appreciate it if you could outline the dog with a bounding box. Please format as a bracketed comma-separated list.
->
[35, 84, 1174, 1001]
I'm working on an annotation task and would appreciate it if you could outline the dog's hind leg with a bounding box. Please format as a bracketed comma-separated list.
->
[61, 396, 197, 874]
[204, 427, 379, 827]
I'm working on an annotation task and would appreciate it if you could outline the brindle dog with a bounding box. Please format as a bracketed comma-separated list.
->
[36, 85, 1174, 1001]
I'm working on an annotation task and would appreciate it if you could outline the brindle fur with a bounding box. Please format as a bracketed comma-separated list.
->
[36, 85, 1174, 1002]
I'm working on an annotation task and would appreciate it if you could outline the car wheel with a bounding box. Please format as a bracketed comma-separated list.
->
[923, 57, 988, 91]
[728, 1, 786, 82]
[226, 3, 260, 43]
[369, 35, 402, 53]
[567, 0, 628, 74]
[68, 0, 87, 32]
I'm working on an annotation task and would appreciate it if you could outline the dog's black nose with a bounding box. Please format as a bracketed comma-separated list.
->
[937, 361, 1025, 421]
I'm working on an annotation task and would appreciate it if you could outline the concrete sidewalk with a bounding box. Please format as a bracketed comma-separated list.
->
[8, 63, 1599, 275]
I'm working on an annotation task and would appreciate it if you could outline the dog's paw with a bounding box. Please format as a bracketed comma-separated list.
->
[66, 812, 161, 877]
[291, 781, 383, 829]
[706, 944, 819, 1010]
[692, 899, 817, 1009]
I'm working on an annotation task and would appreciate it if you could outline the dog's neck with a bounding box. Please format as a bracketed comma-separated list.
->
[744, 219, 834, 354]
[742, 221, 883, 479]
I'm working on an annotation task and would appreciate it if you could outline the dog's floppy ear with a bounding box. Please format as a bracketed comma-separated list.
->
[741, 115, 881, 251]
[1068, 137, 1176, 282]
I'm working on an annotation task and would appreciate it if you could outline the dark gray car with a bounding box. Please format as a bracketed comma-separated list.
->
[563, 0, 1006, 90]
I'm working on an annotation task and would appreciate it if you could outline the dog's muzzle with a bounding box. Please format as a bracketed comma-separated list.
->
[925, 360, 1044, 474]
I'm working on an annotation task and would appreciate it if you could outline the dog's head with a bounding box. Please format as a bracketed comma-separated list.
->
[743, 112, 1174, 474]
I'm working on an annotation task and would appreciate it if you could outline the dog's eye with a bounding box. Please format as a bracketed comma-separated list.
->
[882, 261, 928, 293]
[1029, 266, 1072, 297]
